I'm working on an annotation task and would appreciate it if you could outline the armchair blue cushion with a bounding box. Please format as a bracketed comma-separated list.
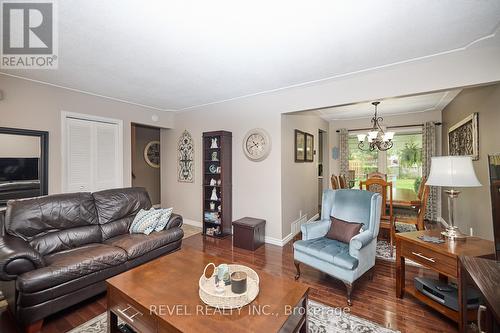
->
[293, 189, 381, 305]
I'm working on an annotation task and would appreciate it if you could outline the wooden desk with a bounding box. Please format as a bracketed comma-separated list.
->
[460, 256, 500, 333]
[396, 230, 495, 331]
[107, 247, 309, 333]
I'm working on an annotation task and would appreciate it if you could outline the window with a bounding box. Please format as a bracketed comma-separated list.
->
[348, 135, 378, 188]
[347, 130, 423, 194]
[386, 131, 423, 194]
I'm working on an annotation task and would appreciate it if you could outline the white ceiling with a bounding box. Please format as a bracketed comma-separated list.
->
[316, 89, 462, 121]
[2, 0, 500, 111]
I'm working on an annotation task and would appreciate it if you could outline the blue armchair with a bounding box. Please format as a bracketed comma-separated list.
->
[293, 189, 382, 305]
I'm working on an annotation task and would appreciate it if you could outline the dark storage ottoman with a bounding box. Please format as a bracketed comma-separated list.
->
[232, 217, 266, 251]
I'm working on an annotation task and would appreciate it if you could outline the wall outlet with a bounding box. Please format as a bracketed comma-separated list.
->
[299, 210, 303, 218]
[469, 227, 474, 236]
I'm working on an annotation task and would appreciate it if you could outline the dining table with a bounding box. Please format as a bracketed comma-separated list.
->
[390, 188, 421, 209]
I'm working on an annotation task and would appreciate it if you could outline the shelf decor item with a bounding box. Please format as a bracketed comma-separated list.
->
[200, 263, 259, 309]
[203, 131, 232, 237]
[178, 130, 194, 182]
[426, 156, 482, 240]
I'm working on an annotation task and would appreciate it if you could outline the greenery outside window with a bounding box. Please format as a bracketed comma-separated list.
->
[386, 131, 423, 193]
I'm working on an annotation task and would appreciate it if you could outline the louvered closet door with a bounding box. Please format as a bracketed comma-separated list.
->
[65, 116, 122, 192]
[94, 122, 120, 191]
[65, 118, 93, 192]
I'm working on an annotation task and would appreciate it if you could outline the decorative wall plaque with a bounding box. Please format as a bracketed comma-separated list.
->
[448, 113, 479, 160]
[178, 130, 194, 182]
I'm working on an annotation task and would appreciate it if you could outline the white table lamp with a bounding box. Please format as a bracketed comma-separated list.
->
[426, 156, 481, 240]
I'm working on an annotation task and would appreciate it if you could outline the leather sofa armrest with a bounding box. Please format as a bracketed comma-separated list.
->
[0, 234, 45, 280]
[301, 219, 330, 241]
[164, 213, 183, 230]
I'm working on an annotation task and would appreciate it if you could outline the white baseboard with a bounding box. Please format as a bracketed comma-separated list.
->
[182, 213, 321, 247]
[265, 213, 320, 247]
[183, 218, 203, 228]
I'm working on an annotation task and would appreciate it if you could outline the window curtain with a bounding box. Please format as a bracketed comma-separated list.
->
[339, 128, 349, 178]
[422, 122, 438, 221]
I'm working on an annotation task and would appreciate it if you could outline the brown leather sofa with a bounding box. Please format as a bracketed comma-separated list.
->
[0, 187, 183, 332]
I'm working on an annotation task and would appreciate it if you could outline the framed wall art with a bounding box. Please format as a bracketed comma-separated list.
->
[305, 133, 314, 162]
[448, 113, 479, 160]
[178, 130, 194, 182]
[294, 130, 305, 162]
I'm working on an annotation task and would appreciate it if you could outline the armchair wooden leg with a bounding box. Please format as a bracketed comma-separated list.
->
[294, 261, 301, 280]
[25, 319, 43, 333]
[343, 282, 353, 306]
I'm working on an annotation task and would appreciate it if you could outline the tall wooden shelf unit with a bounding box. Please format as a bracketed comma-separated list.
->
[202, 131, 232, 237]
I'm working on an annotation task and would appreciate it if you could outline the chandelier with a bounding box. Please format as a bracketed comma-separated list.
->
[357, 102, 394, 151]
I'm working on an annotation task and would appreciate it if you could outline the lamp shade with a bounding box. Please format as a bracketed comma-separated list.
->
[426, 156, 481, 187]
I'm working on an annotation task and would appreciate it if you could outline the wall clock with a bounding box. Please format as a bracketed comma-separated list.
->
[242, 128, 271, 162]
[144, 141, 160, 168]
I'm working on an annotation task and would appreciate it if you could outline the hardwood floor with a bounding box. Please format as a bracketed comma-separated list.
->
[0, 233, 458, 333]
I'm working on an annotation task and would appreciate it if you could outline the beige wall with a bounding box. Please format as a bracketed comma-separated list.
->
[132, 125, 161, 205]
[0, 133, 40, 158]
[161, 108, 283, 240]
[0, 75, 174, 194]
[281, 114, 328, 237]
[441, 83, 500, 240]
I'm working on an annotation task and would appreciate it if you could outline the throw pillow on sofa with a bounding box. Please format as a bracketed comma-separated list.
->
[154, 207, 174, 232]
[326, 216, 363, 243]
[129, 208, 163, 235]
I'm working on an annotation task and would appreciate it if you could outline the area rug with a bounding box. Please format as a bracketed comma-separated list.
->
[375, 223, 420, 266]
[67, 300, 399, 333]
[182, 224, 202, 239]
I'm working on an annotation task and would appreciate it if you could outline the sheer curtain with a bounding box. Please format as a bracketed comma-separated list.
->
[339, 129, 349, 178]
[422, 122, 438, 221]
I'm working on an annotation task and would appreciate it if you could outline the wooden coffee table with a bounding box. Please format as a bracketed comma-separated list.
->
[106, 247, 309, 333]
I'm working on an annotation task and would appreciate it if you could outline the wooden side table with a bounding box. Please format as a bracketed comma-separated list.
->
[232, 217, 266, 251]
[395, 230, 495, 331]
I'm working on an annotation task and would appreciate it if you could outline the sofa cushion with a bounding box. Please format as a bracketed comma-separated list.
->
[129, 208, 162, 235]
[105, 227, 183, 260]
[154, 208, 173, 232]
[326, 216, 363, 244]
[5, 192, 101, 256]
[293, 237, 358, 270]
[93, 187, 152, 225]
[16, 243, 127, 293]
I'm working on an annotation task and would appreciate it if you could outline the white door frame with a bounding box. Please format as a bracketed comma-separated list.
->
[61, 111, 124, 192]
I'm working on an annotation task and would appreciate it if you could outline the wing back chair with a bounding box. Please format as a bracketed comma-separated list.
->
[293, 189, 382, 305]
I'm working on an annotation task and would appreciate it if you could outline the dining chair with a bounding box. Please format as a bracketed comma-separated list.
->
[395, 185, 430, 231]
[360, 178, 394, 256]
[339, 174, 348, 189]
[367, 171, 387, 180]
[331, 175, 341, 189]
[417, 176, 427, 201]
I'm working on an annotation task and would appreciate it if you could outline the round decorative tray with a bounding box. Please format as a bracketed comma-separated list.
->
[199, 263, 260, 309]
